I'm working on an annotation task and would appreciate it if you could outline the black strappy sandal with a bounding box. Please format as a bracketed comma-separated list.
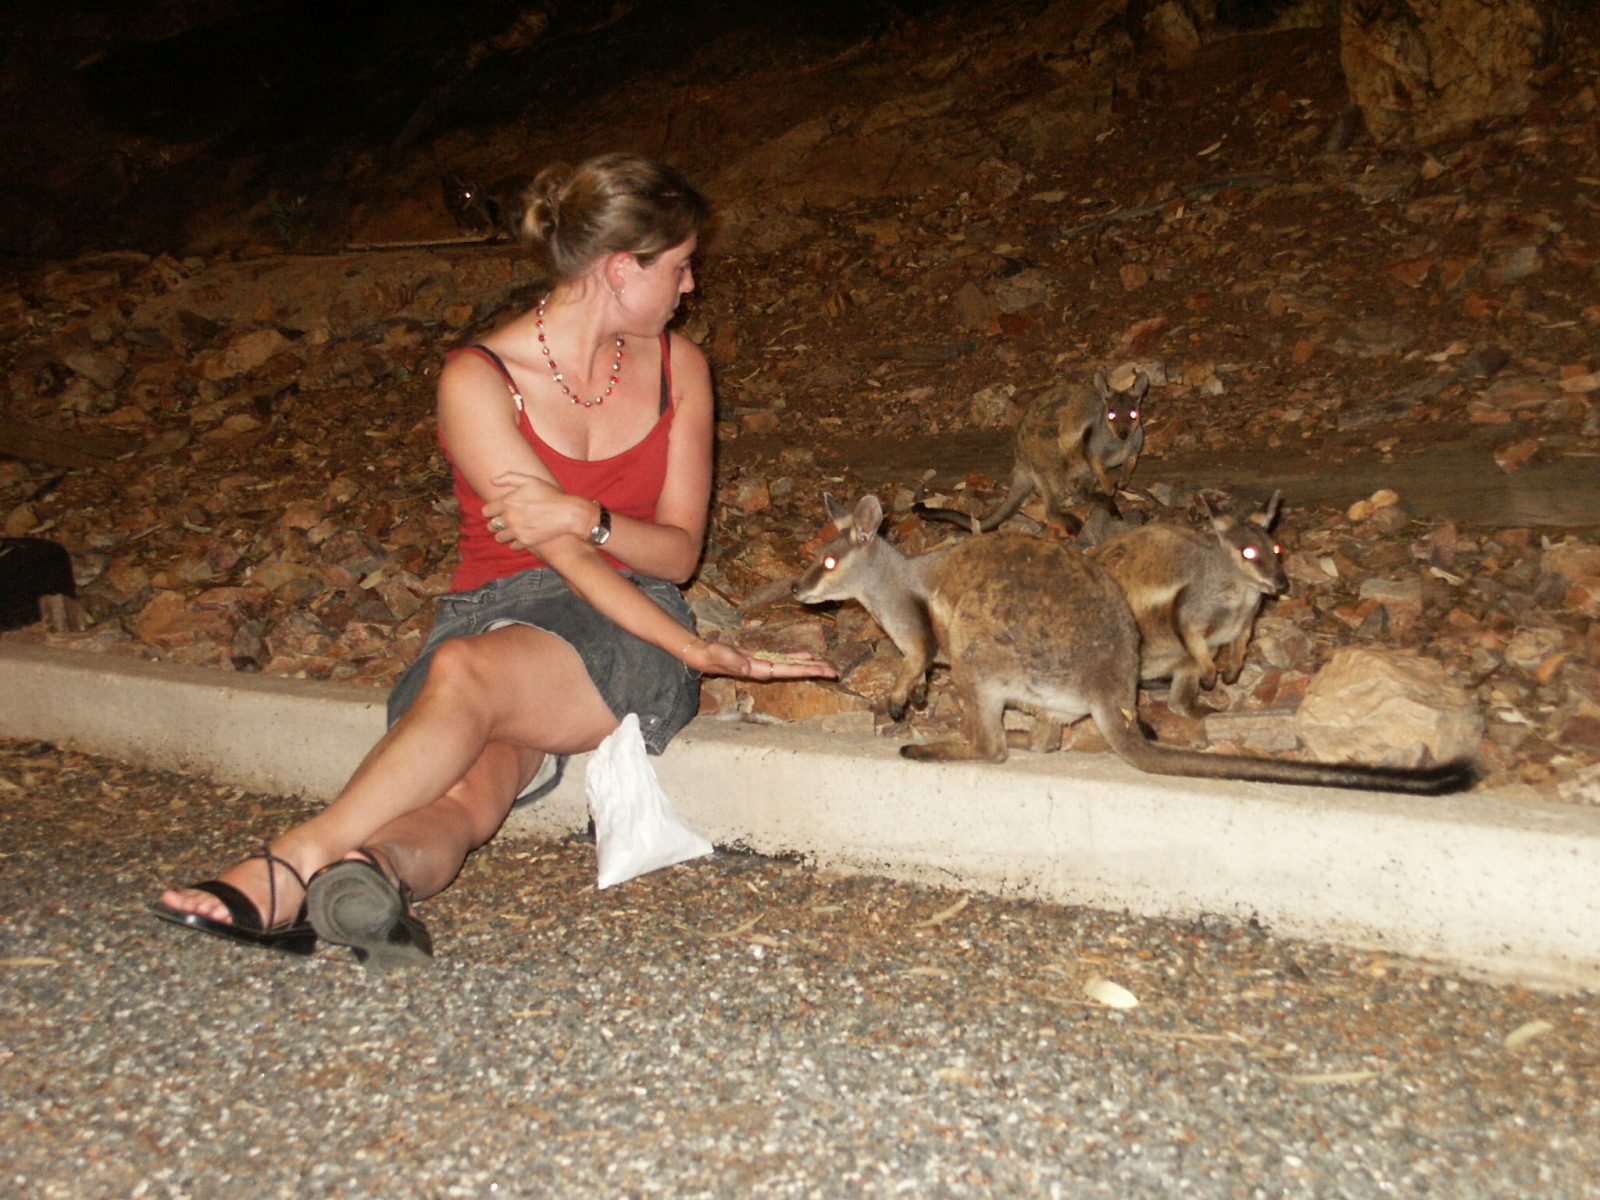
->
[149, 848, 317, 957]
[305, 848, 434, 973]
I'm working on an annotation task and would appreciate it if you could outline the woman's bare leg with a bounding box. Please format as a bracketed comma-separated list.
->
[358, 737, 537, 901]
[159, 625, 619, 924]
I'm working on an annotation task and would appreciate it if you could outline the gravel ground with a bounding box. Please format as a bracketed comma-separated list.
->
[1, 738, 1596, 1200]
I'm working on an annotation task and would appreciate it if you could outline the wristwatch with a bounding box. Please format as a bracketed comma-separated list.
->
[588, 503, 612, 546]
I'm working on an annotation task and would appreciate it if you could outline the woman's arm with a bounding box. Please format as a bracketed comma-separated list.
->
[438, 348, 830, 681]
[481, 333, 711, 583]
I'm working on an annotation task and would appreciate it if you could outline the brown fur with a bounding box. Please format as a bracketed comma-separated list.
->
[917, 371, 1147, 534]
[794, 495, 1471, 794]
[1092, 492, 1287, 718]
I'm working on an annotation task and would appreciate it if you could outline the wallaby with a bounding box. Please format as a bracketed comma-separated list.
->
[793, 494, 1470, 794]
[441, 173, 533, 240]
[916, 371, 1147, 534]
[1092, 491, 1287, 719]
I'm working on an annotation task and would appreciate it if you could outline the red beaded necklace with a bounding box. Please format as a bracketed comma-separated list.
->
[535, 295, 625, 409]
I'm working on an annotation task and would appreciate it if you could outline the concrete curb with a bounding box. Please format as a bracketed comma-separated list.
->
[3, 643, 1597, 989]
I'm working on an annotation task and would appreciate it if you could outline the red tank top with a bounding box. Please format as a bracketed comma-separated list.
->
[442, 335, 676, 591]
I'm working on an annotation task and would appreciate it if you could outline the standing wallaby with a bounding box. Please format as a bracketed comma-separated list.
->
[916, 371, 1147, 534]
[1092, 492, 1287, 719]
[441, 173, 534, 240]
[793, 494, 1470, 794]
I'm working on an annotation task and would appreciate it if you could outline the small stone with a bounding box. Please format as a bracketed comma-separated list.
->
[697, 676, 739, 716]
[1295, 647, 1483, 769]
[746, 679, 871, 722]
[59, 346, 126, 391]
[1202, 707, 1299, 754]
[1493, 439, 1541, 473]
[735, 481, 771, 513]
[969, 383, 1018, 428]
[1503, 625, 1567, 673]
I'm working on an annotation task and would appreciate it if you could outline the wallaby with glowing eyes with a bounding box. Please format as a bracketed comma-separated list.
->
[916, 371, 1147, 534]
[793, 493, 1471, 794]
[1092, 492, 1287, 719]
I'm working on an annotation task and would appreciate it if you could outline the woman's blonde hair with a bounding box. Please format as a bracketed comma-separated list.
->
[520, 153, 708, 281]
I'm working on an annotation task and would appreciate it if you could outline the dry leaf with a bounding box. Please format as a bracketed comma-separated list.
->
[1083, 976, 1140, 1009]
[914, 894, 971, 928]
[0, 957, 59, 968]
[1504, 1019, 1555, 1051]
[1282, 1069, 1382, 1085]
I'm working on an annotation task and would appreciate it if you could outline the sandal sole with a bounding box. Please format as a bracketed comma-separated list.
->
[306, 860, 433, 973]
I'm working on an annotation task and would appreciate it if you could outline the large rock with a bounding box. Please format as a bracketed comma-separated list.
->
[1295, 647, 1483, 769]
[1341, 0, 1550, 144]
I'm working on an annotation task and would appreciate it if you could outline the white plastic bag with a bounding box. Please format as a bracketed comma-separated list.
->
[586, 713, 713, 889]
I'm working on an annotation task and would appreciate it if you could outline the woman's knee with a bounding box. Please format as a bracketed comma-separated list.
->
[418, 636, 501, 707]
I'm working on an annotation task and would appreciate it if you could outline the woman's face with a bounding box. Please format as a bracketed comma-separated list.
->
[625, 236, 696, 326]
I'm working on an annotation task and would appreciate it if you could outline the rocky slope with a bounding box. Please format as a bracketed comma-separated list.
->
[3, 2, 1599, 801]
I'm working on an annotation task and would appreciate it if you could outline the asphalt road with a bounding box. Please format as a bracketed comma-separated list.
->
[2, 738, 1596, 1199]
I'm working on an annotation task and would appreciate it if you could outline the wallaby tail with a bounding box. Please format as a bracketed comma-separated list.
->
[914, 477, 1032, 534]
[1093, 703, 1475, 795]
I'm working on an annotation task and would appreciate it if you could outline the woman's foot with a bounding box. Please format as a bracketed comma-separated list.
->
[149, 848, 317, 956]
[305, 847, 434, 973]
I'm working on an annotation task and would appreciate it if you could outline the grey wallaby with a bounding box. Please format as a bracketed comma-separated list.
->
[1092, 491, 1287, 719]
[916, 371, 1147, 534]
[441, 173, 534, 240]
[792, 494, 1471, 794]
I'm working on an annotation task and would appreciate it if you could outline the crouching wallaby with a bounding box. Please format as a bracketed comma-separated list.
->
[1092, 492, 1287, 719]
[793, 495, 1471, 794]
[441, 173, 534, 240]
[916, 371, 1147, 534]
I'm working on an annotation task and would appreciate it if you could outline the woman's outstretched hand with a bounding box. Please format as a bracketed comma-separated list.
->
[684, 638, 837, 682]
[483, 471, 587, 549]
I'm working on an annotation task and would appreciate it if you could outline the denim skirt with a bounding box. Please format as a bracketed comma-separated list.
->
[386, 567, 701, 757]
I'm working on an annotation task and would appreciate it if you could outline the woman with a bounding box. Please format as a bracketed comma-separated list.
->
[152, 153, 834, 969]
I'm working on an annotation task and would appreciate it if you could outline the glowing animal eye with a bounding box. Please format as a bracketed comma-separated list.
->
[823, 555, 837, 570]
[1128, 409, 1139, 419]
[1242, 547, 1258, 560]
[1273, 544, 1282, 554]
[1107, 411, 1119, 420]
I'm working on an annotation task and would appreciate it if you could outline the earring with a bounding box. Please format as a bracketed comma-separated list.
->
[610, 285, 624, 299]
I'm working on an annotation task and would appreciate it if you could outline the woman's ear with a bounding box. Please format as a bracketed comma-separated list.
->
[603, 251, 638, 296]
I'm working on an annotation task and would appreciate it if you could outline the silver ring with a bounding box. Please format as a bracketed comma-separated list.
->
[489, 517, 506, 533]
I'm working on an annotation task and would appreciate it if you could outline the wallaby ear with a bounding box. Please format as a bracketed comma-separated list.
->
[1251, 489, 1283, 529]
[1201, 493, 1236, 533]
[851, 495, 884, 544]
[1129, 372, 1151, 401]
[824, 492, 852, 529]
[1092, 371, 1112, 400]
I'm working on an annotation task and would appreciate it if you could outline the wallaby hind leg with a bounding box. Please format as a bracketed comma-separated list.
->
[1166, 664, 1214, 720]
